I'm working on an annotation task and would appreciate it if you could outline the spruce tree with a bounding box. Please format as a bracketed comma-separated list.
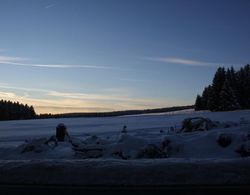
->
[206, 85, 217, 111]
[0, 99, 37, 120]
[219, 79, 240, 111]
[236, 67, 245, 107]
[211, 67, 226, 109]
[243, 64, 250, 108]
[201, 86, 209, 109]
[195, 95, 203, 110]
[196, 64, 250, 111]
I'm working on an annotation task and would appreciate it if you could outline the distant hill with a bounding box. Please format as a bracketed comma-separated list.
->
[39, 105, 194, 119]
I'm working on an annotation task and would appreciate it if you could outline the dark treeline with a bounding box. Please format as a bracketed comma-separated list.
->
[38, 105, 194, 119]
[195, 64, 250, 111]
[0, 100, 36, 121]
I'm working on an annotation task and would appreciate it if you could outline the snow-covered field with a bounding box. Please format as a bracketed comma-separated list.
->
[1, 109, 250, 185]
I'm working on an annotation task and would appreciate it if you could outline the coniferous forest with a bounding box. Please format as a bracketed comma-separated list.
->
[195, 64, 250, 111]
[0, 100, 36, 121]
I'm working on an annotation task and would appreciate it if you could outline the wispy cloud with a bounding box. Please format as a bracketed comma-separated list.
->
[47, 91, 160, 104]
[146, 57, 218, 67]
[0, 48, 6, 52]
[0, 92, 17, 99]
[0, 55, 138, 72]
[119, 78, 152, 83]
[0, 55, 28, 63]
[0, 83, 51, 93]
[3, 85, 157, 104]
[3, 61, 111, 69]
[45, 4, 56, 9]
[0, 55, 118, 70]
[0, 83, 169, 114]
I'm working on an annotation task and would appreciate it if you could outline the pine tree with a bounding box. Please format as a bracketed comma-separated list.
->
[29, 106, 36, 119]
[219, 79, 241, 111]
[206, 85, 217, 111]
[195, 95, 203, 110]
[201, 86, 209, 109]
[236, 67, 245, 107]
[196, 64, 250, 111]
[0, 99, 37, 120]
[211, 67, 226, 109]
[243, 64, 250, 108]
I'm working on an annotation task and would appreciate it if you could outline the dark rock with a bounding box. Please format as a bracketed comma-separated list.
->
[217, 133, 232, 147]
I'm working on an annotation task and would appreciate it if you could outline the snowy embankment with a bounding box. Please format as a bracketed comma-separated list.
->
[1, 109, 250, 185]
[1, 158, 250, 185]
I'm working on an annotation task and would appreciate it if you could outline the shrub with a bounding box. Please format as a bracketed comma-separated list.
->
[217, 133, 232, 147]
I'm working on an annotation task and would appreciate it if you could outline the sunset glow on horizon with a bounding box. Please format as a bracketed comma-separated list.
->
[0, 0, 250, 114]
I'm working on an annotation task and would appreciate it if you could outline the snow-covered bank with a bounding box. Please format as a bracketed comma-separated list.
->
[1, 120, 250, 160]
[1, 158, 250, 185]
[1, 109, 250, 185]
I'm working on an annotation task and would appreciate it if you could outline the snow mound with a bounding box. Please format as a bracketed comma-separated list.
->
[0, 117, 249, 160]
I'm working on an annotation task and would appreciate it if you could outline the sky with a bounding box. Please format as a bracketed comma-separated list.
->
[0, 0, 250, 114]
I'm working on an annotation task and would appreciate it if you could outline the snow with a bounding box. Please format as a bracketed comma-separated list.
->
[1, 109, 250, 185]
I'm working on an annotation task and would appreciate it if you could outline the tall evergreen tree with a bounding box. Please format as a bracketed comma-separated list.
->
[243, 64, 250, 108]
[195, 64, 250, 111]
[194, 95, 203, 110]
[236, 67, 245, 107]
[0, 100, 37, 121]
[200, 86, 209, 109]
[219, 79, 240, 111]
[211, 67, 226, 109]
[206, 85, 217, 111]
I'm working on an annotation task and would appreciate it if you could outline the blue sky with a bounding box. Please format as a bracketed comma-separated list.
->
[0, 0, 250, 114]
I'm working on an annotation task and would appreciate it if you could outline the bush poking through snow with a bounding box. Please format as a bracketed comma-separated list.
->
[240, 117, 248, 125]
[72, 135, 109, 158]
[137, 144, 166, 159]
[19, 137, 58, 153]
[242, 132, 250, 142]
[73, 147, 103, 158]
[112, 150, 130, 160]
[161, 138, 171, 149]
[82, 135, 109, 145]
[236, 142, 250, 157]
[217, 133, 232, 147]
[180, 117, 217, 132]
[161, 137, 181, 156]
[121, 125, 127, 133]
[221, 121, 238, 128]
